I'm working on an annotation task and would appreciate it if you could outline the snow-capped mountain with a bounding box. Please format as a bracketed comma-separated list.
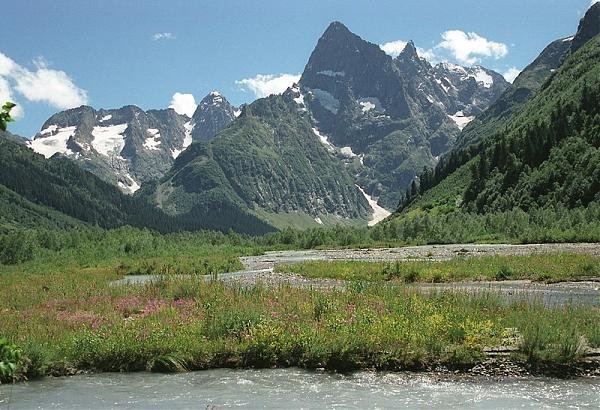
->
[29, 92, 238, 193]
[292, 22, 509, 208]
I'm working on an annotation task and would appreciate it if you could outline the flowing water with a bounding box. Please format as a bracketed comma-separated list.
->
[1, 369, 599, 409]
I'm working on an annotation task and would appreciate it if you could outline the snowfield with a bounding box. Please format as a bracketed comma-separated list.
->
[29, 126, 77, 158]
[356, 185, 391, 226]
[91, 124, 128, 157]
[143, 129, 162, 151]
[448, 111, 475, 130]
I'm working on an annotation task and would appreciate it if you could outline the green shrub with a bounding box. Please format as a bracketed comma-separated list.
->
[0, 338, 21, 383]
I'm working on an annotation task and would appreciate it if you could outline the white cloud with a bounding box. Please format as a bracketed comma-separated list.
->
[380, 40, 408, 58]
[13, 58, 88, 109]
[169, 92, 197, 117]
[153, 32, 175, 41]
[236, 73, 301, 98]
[416, 47, 440, 63]
[380, 40, 440, 63]
[502, 67, 521, 83]
[436, 30, 508, 65]
[0, 52, 88, 118]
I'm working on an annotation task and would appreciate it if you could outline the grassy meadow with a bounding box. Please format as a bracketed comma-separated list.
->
[275, 253, 600, 283]
[1, 264, 599, 381]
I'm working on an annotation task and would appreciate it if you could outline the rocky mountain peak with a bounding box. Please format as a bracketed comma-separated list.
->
[191, 91, 239, 142]
[321, 21, 354, 42]
[302, 21, 388, 79]
[571, 3, 600, 52]
[395, 40, 430, 74]
[399, 41, 418, 58]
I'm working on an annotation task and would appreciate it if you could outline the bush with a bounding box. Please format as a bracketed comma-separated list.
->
[0, 338, 21, 383]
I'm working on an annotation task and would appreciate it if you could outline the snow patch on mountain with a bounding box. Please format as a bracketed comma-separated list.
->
[29, 126, 77, 158]
[473, 68, 494, 88]
[448, 111, 475, 130]
[99, 115, 112, 123]
[312, 127, 335, 152]
[172, 121, 194, 159]
[356, 185, 391, 226]
[289, 84, 307, 112]
[91, 124, 128, 157]
[318, 70, 346, 77]
[183, 121, 193, 148]
[118, 174, 141, 194]
[358, 97, 383, 113]
[143, 128, 162, 150]
[340, 146, 357, 158]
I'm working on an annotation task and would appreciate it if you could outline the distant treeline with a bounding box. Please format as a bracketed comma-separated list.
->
[2, 204, 600, 266]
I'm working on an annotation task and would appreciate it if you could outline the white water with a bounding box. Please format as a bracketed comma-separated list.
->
[2, 369, 598, 409]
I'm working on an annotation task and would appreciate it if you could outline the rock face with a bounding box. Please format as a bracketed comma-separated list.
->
[191, 92, 240, 141]
[296, 22, 508, 208]
[29, 92, 237, 193]
[571, 2, 600, 52]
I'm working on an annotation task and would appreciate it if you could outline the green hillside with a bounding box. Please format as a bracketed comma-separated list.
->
[389, 34, 600, 241]
[0, 138, 274, 235]
[143, 94, 372, 229]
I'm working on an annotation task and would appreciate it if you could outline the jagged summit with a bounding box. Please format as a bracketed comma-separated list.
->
[191, 91, 239, 142]
[320, 21, 354, 40]
[399, 41, 418, 58]
[572, 2, 600, 52]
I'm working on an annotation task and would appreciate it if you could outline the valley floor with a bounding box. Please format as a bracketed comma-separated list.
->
[1, 241, 600, 383]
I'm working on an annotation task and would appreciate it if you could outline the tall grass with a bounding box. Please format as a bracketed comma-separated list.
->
[1, 268, 597, 380]
[275, 253, 600, 283]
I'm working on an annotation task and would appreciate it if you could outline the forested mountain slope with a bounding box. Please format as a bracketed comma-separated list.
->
[0, 138, 274, 234]
[456, 2, 600, 149]
[140, 93, 372, 229]
[396, 32, 600, 219]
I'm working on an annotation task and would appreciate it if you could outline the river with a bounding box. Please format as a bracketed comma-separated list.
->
[1, 369, 598, 409]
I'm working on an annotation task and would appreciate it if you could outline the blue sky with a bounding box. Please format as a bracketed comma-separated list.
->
[1, 0, 595, 137]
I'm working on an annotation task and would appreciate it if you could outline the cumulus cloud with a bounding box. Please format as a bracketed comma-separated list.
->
[502, 67, 521, 83]
[380, 40, 440, 63]
[0, 52, 88, 118]
[236, 73, 301, 98]
[153, 32, 175, 41]
[416, 47, 440, 63]
[380, 40, 409, 58]
[169, 92, 197, 117]
[381, 34, 507, 66]
[437, 30, 508, 65]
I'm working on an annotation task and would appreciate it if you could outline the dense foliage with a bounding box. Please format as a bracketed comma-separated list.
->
[0, 138, 274, 235]
[0, 102, 16, 132]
